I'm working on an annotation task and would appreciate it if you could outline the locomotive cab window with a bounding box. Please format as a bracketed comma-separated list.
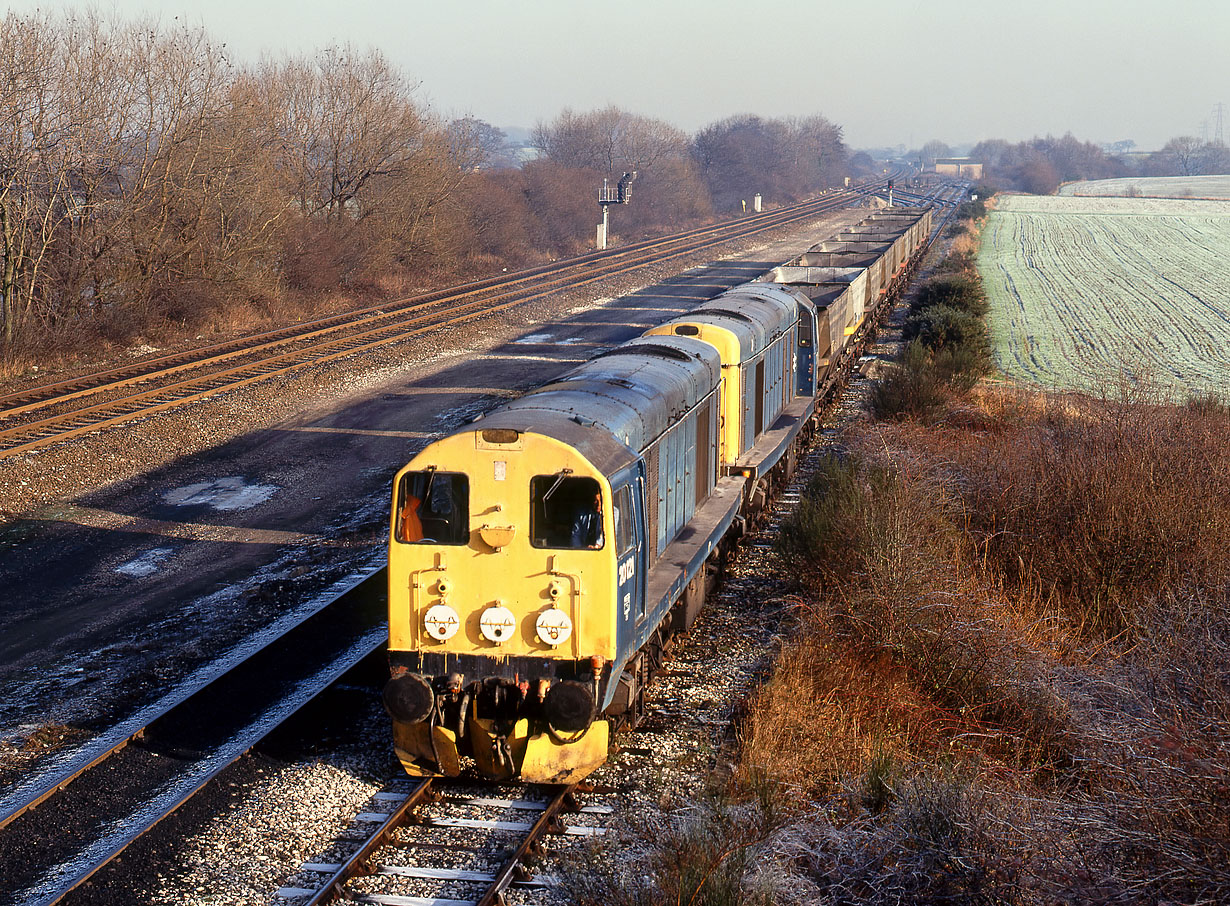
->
[531, 475, 604, 549]
[396, 470, 469, 545]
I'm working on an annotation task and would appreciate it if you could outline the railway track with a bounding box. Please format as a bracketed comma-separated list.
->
[278, 780, 611, 905]
[0, 561, 608, 906]
[0, 179, 903, 461]
[0, 566, 389, 906]
[0, 178, 959, 905]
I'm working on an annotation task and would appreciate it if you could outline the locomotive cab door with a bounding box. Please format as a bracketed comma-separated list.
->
[612, 463, 647, 642]
[796, 303, 818, 396]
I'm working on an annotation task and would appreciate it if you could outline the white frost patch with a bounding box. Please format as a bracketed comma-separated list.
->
[128, 344, 160, 357]
[116, 546, 175, 577]
[567, 293, 642, 314]
[513, 333, 554, 344]
[163, 477, 280, 511]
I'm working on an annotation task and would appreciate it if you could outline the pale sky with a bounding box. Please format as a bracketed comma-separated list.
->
[9, 0, 1229, 151]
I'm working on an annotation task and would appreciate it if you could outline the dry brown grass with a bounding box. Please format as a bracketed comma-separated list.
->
[866, 387, 1230, 637]
[583, 382, 1230, 905]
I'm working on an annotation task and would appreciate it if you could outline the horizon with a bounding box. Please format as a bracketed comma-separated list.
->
[5, 0, 1228, 153]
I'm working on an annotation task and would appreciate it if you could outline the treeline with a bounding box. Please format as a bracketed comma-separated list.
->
[966, 133, 1230, 194]
[970, 134, 1129, 194]
[0, 11, 848, 358]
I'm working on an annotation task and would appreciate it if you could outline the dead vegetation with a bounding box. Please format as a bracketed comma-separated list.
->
[0, 11, 854, 382]
[577, 387, 1230, 905]
[573, 216, 1230, 903]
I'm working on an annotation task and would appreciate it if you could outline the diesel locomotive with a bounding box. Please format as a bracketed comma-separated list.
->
[381, 206, 934, 783]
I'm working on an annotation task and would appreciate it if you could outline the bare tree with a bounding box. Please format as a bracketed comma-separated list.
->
[448, 117, 512, 170]
[0, 11, 66, 345]
[692, 113, 846, 212]
[1159, 136, 1206, 176]
[919, 139, 952, 168]
[533, 106, 690, 174]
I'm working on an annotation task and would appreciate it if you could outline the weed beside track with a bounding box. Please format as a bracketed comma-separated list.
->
[576, 207, 1230, 905]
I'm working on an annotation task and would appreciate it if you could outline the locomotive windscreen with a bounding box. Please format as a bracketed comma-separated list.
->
[530, 475, 604, 549]
[395, 470, 469, 545]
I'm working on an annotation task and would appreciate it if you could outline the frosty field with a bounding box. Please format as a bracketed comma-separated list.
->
[1059, 175, 1230, 199]
[978, 194, 1230, 398]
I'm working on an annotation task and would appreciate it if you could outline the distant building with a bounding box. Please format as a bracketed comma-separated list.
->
[934, 157, 984, 179]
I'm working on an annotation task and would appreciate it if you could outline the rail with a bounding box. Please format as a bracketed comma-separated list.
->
[0, 176, 906, 460]
[0, 566, 387, 905]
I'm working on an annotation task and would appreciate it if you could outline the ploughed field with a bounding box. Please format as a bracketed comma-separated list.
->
[977, 194, 1230, 398]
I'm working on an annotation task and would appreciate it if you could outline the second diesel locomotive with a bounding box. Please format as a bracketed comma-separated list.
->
[381, 205, 934, 783]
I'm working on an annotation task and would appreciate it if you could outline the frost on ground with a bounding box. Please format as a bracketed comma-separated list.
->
[977, 194, 1230, 399]
[1059, 174, 1230, 199]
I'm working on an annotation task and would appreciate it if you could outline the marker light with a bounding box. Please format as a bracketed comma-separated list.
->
[479, 604, 517, 643]
[536, 608, 573, 646]
[423, 604, 460, 641]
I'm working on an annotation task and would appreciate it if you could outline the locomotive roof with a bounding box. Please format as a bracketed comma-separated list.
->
[472, 335, 722, 477]
[655, 282, 806, 360]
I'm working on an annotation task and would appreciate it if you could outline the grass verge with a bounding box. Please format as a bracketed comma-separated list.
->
[571, 196, 1230, 904]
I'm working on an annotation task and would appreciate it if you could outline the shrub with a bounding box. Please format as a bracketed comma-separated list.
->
[912, 274, 989, 317]
[1187, 391, 1228, 416]
[954, 398, 1230, 634]
[955, 199, 986, 220]
[777, 448, 955, 602]
[571, 786, 779, 906]
[933, 249, 976, 274]
[930, 341, 992, 390]
[869, 340, 971, 421]
[904, 304, 989, 355]
[776, 453, 884, 583]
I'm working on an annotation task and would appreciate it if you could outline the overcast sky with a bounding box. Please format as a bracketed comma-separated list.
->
[9, 0, 1229, 151]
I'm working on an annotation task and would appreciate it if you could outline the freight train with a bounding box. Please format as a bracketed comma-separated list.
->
[381, 205, 934, 783]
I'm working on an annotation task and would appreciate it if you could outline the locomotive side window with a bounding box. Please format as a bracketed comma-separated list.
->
[531, 475, 604, 549]
[396, 470, 469, 545]
[613, 485, 633, 555]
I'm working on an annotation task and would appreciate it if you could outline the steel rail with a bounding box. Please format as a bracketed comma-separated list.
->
[0, 566, 388, 906]
[0, 186, 891, 460]
[11, 631, 388, 905]
[476, 785, 578, 906]
[300, 782, 578, 906]
[0, 565, 384, 833]
[302, 780, 439, 906]
[0, 188, 873, 418]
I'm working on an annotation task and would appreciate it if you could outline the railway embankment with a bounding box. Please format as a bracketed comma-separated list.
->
[574, 205, 1230, 904]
